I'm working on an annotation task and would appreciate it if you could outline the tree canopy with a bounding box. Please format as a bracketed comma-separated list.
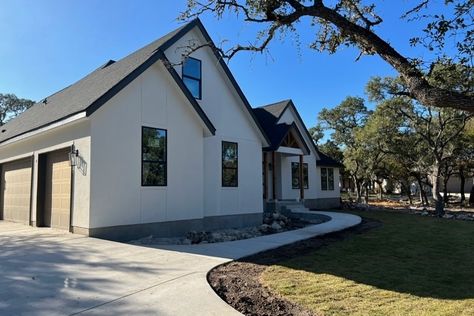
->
[181, 0, 474, 112]
[315, 64, 474, 212]
[0, 93, 35, 126]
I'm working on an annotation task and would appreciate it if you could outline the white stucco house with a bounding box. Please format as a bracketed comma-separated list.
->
[0, 19, 341, 241]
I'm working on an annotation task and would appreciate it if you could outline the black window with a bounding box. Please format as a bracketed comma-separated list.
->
[222, 141, 238, 187]
[291, 162, 308, 189]
[142, 127, 167, 186]
[182, 57, 202, 99]
[321, 167, 335, 191]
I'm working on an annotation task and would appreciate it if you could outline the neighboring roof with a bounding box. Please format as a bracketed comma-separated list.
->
[0, 19, 217, 145]
[316, 150, 344, 168]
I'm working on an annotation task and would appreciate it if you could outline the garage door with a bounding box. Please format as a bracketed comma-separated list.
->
[44, 149, 71, 230]
[1, 158, 33, 224]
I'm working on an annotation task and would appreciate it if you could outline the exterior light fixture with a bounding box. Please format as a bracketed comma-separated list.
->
[69, 146, 79, 167]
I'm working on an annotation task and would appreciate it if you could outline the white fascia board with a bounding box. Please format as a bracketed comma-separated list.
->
[276, 146, 304, 156]
[0, 112, 87, 148]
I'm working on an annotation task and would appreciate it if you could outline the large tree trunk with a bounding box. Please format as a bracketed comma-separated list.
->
[416, 177, 426, 205]
[469, 185, 474, 206]
[459, 167, 466, 204]
[376, 179, 383, 200]
[401, 181, 412, 205]
[364, 182, 370, 204]
[353, 176, 362, 203]
[432, 164, 445, 217]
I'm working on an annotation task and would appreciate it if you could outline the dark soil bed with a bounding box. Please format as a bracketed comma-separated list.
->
[207, 217, 381, 316]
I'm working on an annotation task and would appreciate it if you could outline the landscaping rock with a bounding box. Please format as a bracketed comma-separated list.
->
[259, 224, 272, 234]
[181, 238, 192, 245]
[443, 214, 454, 219]
[456, 214, 473, 221]
[271, 222, 282, 231]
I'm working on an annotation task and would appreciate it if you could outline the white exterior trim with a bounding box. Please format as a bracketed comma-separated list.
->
[0, 112, 87, 148]
[276, 146, 304, 156]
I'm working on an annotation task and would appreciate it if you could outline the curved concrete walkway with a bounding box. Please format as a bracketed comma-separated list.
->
[0, 211, 360, 316]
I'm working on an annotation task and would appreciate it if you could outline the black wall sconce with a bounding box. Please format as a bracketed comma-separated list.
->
[69, 145, 79, 167]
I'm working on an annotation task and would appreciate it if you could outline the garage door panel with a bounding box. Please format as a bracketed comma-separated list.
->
[1, 158, 32, 224]
[44, 149, 71, 230]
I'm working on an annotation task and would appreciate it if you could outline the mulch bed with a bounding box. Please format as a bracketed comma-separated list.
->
[207, 218, 381, 316]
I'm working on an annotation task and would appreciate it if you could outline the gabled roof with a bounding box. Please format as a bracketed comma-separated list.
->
[189, 21, 270, 146]
[255, 99, 343, 169]
[254, 99, 319, 155]
[0, 19, 221, 145]
[253, 105, 308, 153]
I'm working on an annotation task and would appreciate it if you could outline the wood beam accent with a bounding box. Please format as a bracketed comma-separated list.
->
[272, 151, 276, 201]
[299, 154, 304, 201]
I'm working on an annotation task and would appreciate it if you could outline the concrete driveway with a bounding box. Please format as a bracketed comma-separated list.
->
[0, 211, 361, 316]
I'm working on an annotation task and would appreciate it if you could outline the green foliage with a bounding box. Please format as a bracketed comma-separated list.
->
[318, 96, 370, 148]
[0, 93, 35, 126]
[318, 60, 473, 207]
[308, 125, 324, 144]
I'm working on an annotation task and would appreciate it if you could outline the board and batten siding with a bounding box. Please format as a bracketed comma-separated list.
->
[315, 167, 341, 199]
[165, 27, 264, 218]
[89, 62, 206, 228]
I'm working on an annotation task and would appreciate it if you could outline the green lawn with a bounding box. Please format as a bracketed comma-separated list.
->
[261, 211, 474, 316]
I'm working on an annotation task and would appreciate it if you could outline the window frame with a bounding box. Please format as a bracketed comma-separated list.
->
[141, 126, 167, 187]
[182, 56, 202, 100]
[222, 141, 238, 187]
[321, 167, 335, 191]
[291, 162, 309, 190]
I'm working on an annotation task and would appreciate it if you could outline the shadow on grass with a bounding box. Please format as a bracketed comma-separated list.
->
[241, 211, 474, 300]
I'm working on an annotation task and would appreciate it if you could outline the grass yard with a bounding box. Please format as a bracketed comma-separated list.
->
[261, 210, 474, 316]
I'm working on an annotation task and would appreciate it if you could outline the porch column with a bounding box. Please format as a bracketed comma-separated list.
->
[263, 153, 267, 200]
[299, 154, 304, 201]
[272, 151, 276, 200]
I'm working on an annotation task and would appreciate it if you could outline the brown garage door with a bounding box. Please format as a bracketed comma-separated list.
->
[44, 149, 71, 230]
[1, 158, 32, 224]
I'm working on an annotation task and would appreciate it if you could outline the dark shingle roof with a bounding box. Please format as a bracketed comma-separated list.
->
[253, 102, 309, 153]
[254, 99, 343, 168]
[0, 20, 216, 144]
[316, 150, 344, 167]
[258, 99, 291, 117]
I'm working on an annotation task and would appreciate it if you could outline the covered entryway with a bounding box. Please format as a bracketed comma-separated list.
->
[0, 157, 33, 224]
[262, 123, 310, 202]
[38, 148, 72, 230]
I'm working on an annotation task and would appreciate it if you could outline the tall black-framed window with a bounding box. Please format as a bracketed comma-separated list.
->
[321, 167, 335, 191]
[182, 57, 202, 99]
[222, 141, 238, 187]
[142, 127, 167, 186]
[291, 162, 309, 189]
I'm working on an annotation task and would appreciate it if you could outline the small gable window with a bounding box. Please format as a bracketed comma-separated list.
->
[142, 127, 167, 186]
[291, 162, 308, 189]
[321, 167, 335, 191]
[222, 141, 238, 187]
[182, 57, 202, 99]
